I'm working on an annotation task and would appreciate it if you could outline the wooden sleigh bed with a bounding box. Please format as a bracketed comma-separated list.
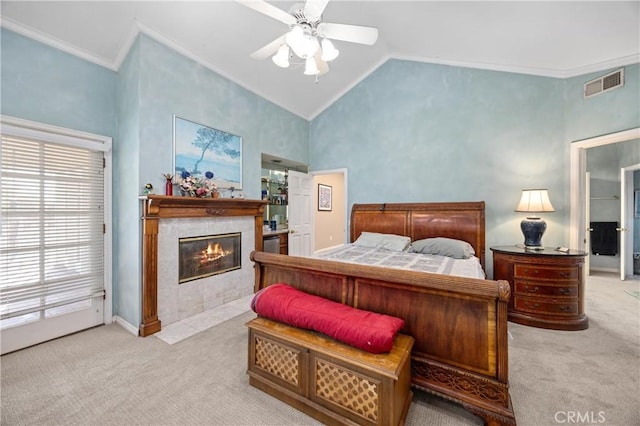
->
[251, 202, 515, 425]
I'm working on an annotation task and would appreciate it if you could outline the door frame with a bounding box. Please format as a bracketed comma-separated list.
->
[621, 163, 640, 279]
[311, 168, 348, 251]
[569, 127, 640, 269]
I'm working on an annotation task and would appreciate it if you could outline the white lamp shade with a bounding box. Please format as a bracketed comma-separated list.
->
[304, 57, 319, 75]
[272, 44, 290, 68]
[285, 25, 305, 57]
[286, 26, 319, 59]
[320, 38, 339, 61]
[515, 189, 556, 213]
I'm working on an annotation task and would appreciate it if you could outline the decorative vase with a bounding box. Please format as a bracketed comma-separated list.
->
[165, 178, 173, 196]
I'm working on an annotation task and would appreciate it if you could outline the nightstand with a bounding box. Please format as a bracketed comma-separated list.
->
[491, 246, 588, 331]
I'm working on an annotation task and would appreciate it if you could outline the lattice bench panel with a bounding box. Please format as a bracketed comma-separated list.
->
[247, 317, 414, 426]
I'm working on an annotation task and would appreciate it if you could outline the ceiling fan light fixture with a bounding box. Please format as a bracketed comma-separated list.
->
[286, 25, 319, 59]
[320, 38, 339, 61]
[304, 56, 319, 75]
[272, 44, 290, 68]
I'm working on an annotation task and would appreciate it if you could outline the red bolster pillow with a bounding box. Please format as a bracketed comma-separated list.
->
[250, 283, 405, 354]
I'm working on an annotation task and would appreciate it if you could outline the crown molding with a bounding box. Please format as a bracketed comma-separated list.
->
[133, 21, 306, 120]
[391, 53, 640, 80]
[562, 54, 640, 78]
[3, 17, 638, 122]
[1, 17, 117, 71]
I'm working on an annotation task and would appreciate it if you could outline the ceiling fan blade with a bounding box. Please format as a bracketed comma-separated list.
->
[317, 22, 379, 45]
[250, 34, 287, 60]
[304, 0, 330, 20]
[235, 0, 296, 26]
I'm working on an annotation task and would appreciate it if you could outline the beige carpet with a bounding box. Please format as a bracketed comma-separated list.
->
[1, 272, 638, 426]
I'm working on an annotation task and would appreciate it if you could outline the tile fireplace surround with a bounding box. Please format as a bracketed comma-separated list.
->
[139, 195, 266, 337]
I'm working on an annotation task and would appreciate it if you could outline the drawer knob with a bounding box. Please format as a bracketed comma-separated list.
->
[525, 285, 540, 292]
[560, 272, 571, 278]
[558, 288, 571, 295]
[524, 302, 539, 308]
[560, 306, 572, 312]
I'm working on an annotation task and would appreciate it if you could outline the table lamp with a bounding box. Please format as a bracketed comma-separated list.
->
[515, 189, 555, 249]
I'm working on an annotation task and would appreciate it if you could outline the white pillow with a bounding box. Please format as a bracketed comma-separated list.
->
[353, 232, 411, 252]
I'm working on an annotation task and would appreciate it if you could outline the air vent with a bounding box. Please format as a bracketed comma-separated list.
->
[584, 68, 624, 98]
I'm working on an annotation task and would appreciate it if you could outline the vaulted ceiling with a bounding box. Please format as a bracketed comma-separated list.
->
[2, 1, 639, 120]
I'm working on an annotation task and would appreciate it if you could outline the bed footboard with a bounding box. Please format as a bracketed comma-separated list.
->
[251, 251, 515, 426]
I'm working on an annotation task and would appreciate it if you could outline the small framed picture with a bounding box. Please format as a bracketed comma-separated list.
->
[318, 184, 332, 211]
[635, 190, 640, 218]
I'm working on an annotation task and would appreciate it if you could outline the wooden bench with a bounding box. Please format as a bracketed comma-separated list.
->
[246, 317, 414, 426]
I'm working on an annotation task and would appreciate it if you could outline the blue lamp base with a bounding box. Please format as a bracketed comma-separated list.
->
[521, 216, 547, 249]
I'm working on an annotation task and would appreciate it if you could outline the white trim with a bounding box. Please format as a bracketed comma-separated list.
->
[313, 244, 346, 255]
[113, 315, 139, 336]
[311, 168, 349, 248]
[569, 127, 640, 250]
[112, 20, 142, 70]
[4, 16, 638, 122]
[135, 21, 306, 120]
[0, 17, 117, 71]
[1, 115, 112, 152]
[565, 55, 640, 79]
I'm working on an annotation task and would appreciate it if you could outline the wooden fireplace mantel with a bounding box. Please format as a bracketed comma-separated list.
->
[139, 195, 266, 337]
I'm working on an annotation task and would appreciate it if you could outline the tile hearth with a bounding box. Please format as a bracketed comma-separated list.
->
[154, 294, 254, 344]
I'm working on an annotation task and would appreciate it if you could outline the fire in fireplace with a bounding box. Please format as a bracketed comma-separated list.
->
[178, 232, 241, 284]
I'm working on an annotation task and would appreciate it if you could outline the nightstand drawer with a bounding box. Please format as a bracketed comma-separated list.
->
[514, 281, 577, 297]
[514, 296, 578, 315]
[514, 265, 578, 280]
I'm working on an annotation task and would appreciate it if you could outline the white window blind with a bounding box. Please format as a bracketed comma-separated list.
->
[0, 134, 105, 322]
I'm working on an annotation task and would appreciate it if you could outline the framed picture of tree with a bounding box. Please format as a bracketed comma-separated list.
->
[173, 116, 242, 190]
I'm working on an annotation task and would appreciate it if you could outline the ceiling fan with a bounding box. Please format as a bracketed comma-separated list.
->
[236, 0, 379, 77]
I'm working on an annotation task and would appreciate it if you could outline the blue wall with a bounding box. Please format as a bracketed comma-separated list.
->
[0, 28, 116, 138]
[2, 27, 639, 318]
[110, 35, 308, 326]
[310, 60, 567, 261]
[1, 29, 308, 328]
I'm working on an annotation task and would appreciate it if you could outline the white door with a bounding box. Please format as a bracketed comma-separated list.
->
[0, 118, 110, 354]
[287, 170, 313, 256]
[620, 163, 640, 280]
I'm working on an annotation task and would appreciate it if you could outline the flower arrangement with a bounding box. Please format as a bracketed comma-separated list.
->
[178, 170, 218, 198]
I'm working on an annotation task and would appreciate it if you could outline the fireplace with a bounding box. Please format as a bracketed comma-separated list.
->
[178, 233, 241, 283]
[140, 195, 266, 336]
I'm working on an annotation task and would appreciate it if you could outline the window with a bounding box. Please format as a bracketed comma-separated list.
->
[1, 122, 107, 329]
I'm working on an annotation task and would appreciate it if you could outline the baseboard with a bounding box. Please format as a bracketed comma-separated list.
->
[113, 315, 139, 336]
[313, 244, 346, 255]
[589, 267, 619, 274]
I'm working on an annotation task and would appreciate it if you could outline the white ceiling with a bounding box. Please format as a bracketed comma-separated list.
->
[2, 1, 639, 120]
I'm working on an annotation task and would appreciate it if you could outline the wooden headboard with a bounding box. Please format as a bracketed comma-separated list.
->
[350, 201, 486, 269]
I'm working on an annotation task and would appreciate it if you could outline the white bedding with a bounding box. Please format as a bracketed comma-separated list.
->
[314, 244, 486, 279]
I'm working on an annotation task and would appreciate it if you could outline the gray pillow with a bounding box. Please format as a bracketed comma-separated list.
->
[353, 232, 411, 252]
[409, 237, 475, 259]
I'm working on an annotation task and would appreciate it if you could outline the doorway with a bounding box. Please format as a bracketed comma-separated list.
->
[569, 128, 640, 279]
[312, 169, 348, 253]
